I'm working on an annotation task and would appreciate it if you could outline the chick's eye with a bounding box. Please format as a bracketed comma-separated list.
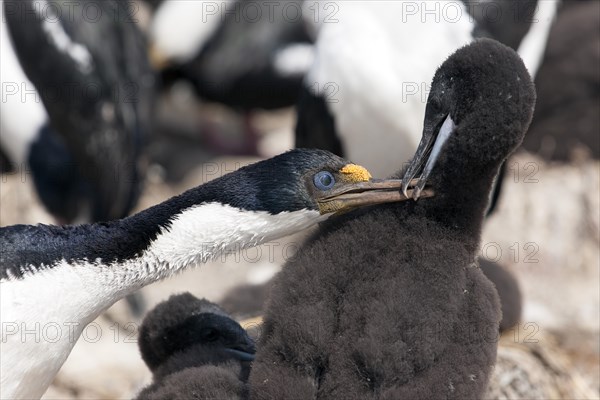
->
[313, 171, 336, 191]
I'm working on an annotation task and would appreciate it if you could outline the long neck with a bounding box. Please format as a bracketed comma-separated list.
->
[112, 202, 324, 291]
[3, 181, 324, 308]
[413, 149, 502, 253]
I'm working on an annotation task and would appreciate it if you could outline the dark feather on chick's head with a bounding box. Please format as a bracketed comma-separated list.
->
[138, 293, 255, 374]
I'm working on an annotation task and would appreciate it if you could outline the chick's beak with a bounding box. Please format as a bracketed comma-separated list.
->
[223, 331, 256, 361]
[401, 114, 455, 200]
[317, 178, 433, 215]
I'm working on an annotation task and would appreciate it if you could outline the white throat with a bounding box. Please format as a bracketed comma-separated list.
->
[144, 203, 325, 276]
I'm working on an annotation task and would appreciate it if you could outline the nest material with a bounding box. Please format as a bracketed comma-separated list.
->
[485, 332, 598, 399]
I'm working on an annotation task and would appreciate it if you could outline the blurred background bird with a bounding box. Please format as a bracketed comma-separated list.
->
[0, 0, 598, 398]
[2, 0, 156, 317]
[147, 0, 313, 157]
[2, 0, 155, 224]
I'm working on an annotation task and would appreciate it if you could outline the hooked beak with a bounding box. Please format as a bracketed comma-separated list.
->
[401, 114, 455, 200]
[317, 178, 434, 215]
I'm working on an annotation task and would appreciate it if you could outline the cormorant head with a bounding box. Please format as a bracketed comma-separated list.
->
[138, 293, 255, 373]
[401, 39, 536, 198]
[208, 148, 427, 217]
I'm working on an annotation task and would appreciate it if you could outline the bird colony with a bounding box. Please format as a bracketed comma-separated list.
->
[1, 1, 598, 399]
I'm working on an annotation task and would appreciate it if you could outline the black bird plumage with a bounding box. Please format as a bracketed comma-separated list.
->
[27, 126, 91, 221]
[467, 0, 539, 51]
[4, 0, 155, 222]
[523, 0, 600, 161]
[250, 39, 536, 399]
[136, 293, 255, 399]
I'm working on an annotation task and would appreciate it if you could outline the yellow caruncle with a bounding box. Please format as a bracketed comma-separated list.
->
[340, 164, 372, 183]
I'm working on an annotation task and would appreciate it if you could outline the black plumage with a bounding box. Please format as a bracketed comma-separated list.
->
[136, 293, 254, 399]
[27, 126, 91, 222]
[0, 146, 12, 173]
[523, 0, 600, 160]
[138, 366, 247, 400]
[140, 0, 164, 11]
[295, 88, 342, 158]
[4, 0, 155, 222]
[467, 0, 539, 51]
[250, 39, 536, 399]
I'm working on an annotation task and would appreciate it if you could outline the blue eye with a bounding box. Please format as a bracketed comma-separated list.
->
[313, 171, 336, 191]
